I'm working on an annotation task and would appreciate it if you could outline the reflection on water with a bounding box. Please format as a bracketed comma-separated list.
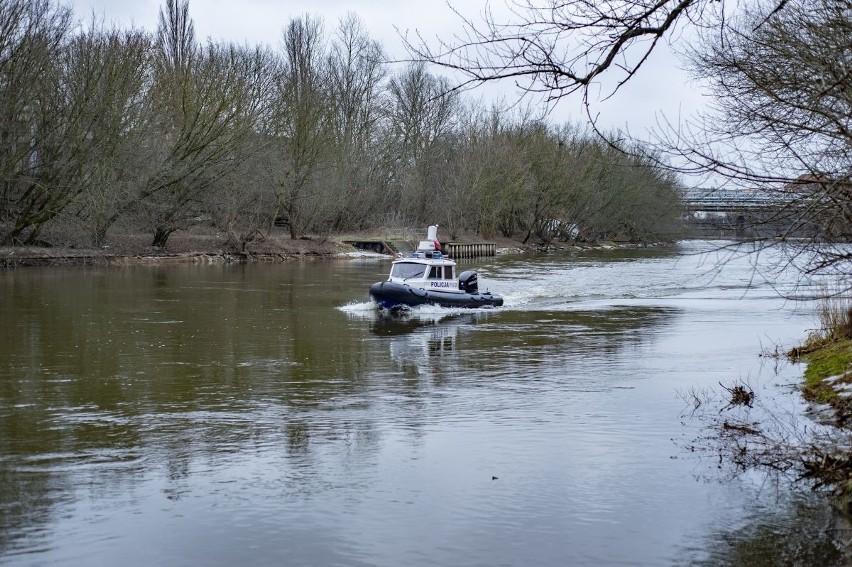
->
[0, 242, 848, 565]
[687, 492, 850, 566]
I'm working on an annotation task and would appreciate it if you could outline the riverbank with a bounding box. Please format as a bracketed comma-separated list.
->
[0, 227, 643, 268]
[783, 337, 852, 517]
[728, 302, 851, 523]
[0, 230, 352, 268]
[794, 338, 852, 425]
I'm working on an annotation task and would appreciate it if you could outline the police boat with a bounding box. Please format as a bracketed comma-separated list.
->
[369, 226, 504, 310]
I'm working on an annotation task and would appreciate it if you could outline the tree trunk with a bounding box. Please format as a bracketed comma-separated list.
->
[91, 225, 108, 248]
[151, 226, 173, 248]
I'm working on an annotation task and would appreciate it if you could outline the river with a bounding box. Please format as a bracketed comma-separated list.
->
[0, 240, 848, 566]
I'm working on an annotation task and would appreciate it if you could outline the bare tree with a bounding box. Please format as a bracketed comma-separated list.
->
[387, 62, 457, 164]
[156, 0, 194, 75]
[404, 0, 729, 106]
[69, 23, 151, 247]
[384, 62, 459, 226]
[426, 101, 492, 238]
[268, 15, 335, 239]
[137, 0, 262, 248]
[582, 142, 683, 242]
[205, 46, 278, 249]
[654, 0, 852, 287]
[432, 113, 683, 245]
[0, 0, 74, 244]
[325, 13, 390, 231]
[328, 13, 385, 156]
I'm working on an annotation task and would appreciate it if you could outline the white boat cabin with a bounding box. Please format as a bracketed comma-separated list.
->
[387, 257, 460, 291]
[386, 225, 463, 293]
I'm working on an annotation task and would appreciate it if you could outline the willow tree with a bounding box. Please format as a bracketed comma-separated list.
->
[70, 24, 151, 247]
[386, 62, 459, 225]
[0, 0, 73, 245]
[139, 0, 262, 248]
[326, 13, 388, 231]
[268, 15, 335, 239]
[204, 45, 278, 249]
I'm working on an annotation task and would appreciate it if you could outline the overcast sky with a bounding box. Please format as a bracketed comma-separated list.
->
[67, 0, 703, 138]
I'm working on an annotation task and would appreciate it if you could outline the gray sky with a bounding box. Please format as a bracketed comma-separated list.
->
[68, 0, 703, 137]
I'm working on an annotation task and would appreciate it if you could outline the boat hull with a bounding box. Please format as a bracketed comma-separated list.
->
[369, 281, 503, 310]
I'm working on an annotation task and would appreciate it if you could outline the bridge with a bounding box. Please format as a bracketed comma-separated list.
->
[680, 188, 805, 237]
[680, 188, 793, 213]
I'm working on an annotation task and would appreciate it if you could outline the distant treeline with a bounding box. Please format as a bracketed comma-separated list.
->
[0, 0, 684, 248]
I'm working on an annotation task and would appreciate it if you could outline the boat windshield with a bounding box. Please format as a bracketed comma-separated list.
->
[391, 262, 426, 279]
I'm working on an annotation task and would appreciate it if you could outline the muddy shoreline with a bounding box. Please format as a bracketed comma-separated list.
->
[0, 232, 369, 268]
[0, 231, 635, 269]
[0, 248, 340, 268]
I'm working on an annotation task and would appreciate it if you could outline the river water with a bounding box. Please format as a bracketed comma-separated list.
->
[0, 240, 848, 566]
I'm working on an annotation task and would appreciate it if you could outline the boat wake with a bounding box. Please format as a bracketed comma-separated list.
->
[338, 300, 497, 323]
[338, 300, 376, 315]
[342, 240, 814, 318]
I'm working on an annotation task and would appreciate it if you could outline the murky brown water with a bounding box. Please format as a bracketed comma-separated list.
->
[1, 241, 847, 566]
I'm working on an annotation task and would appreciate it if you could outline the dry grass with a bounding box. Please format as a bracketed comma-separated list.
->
[796, 292, 852, 355]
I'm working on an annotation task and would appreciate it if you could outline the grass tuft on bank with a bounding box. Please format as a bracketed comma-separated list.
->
[789, 295, 852, 422]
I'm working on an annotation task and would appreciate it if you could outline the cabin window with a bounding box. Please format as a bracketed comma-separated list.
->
[390, 262, 425, 279]
[428, 266, 440, 279]
[444, 266, 454, 279]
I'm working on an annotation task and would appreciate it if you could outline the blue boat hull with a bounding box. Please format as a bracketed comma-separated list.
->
[369, 281, 503, 310]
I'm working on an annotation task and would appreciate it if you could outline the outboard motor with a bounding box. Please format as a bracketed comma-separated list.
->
[458, 270, 479, 294]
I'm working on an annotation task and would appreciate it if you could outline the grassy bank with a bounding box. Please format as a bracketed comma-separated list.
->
[795, 338, 852, 424]
[697, 294, 852, 515]
[792, 295, 852, 424]
[782, 298, 852, 512]
[793, 337, 852, 513]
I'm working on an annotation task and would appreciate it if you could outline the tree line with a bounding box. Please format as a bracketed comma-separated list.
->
[0, 0, 684, 249]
